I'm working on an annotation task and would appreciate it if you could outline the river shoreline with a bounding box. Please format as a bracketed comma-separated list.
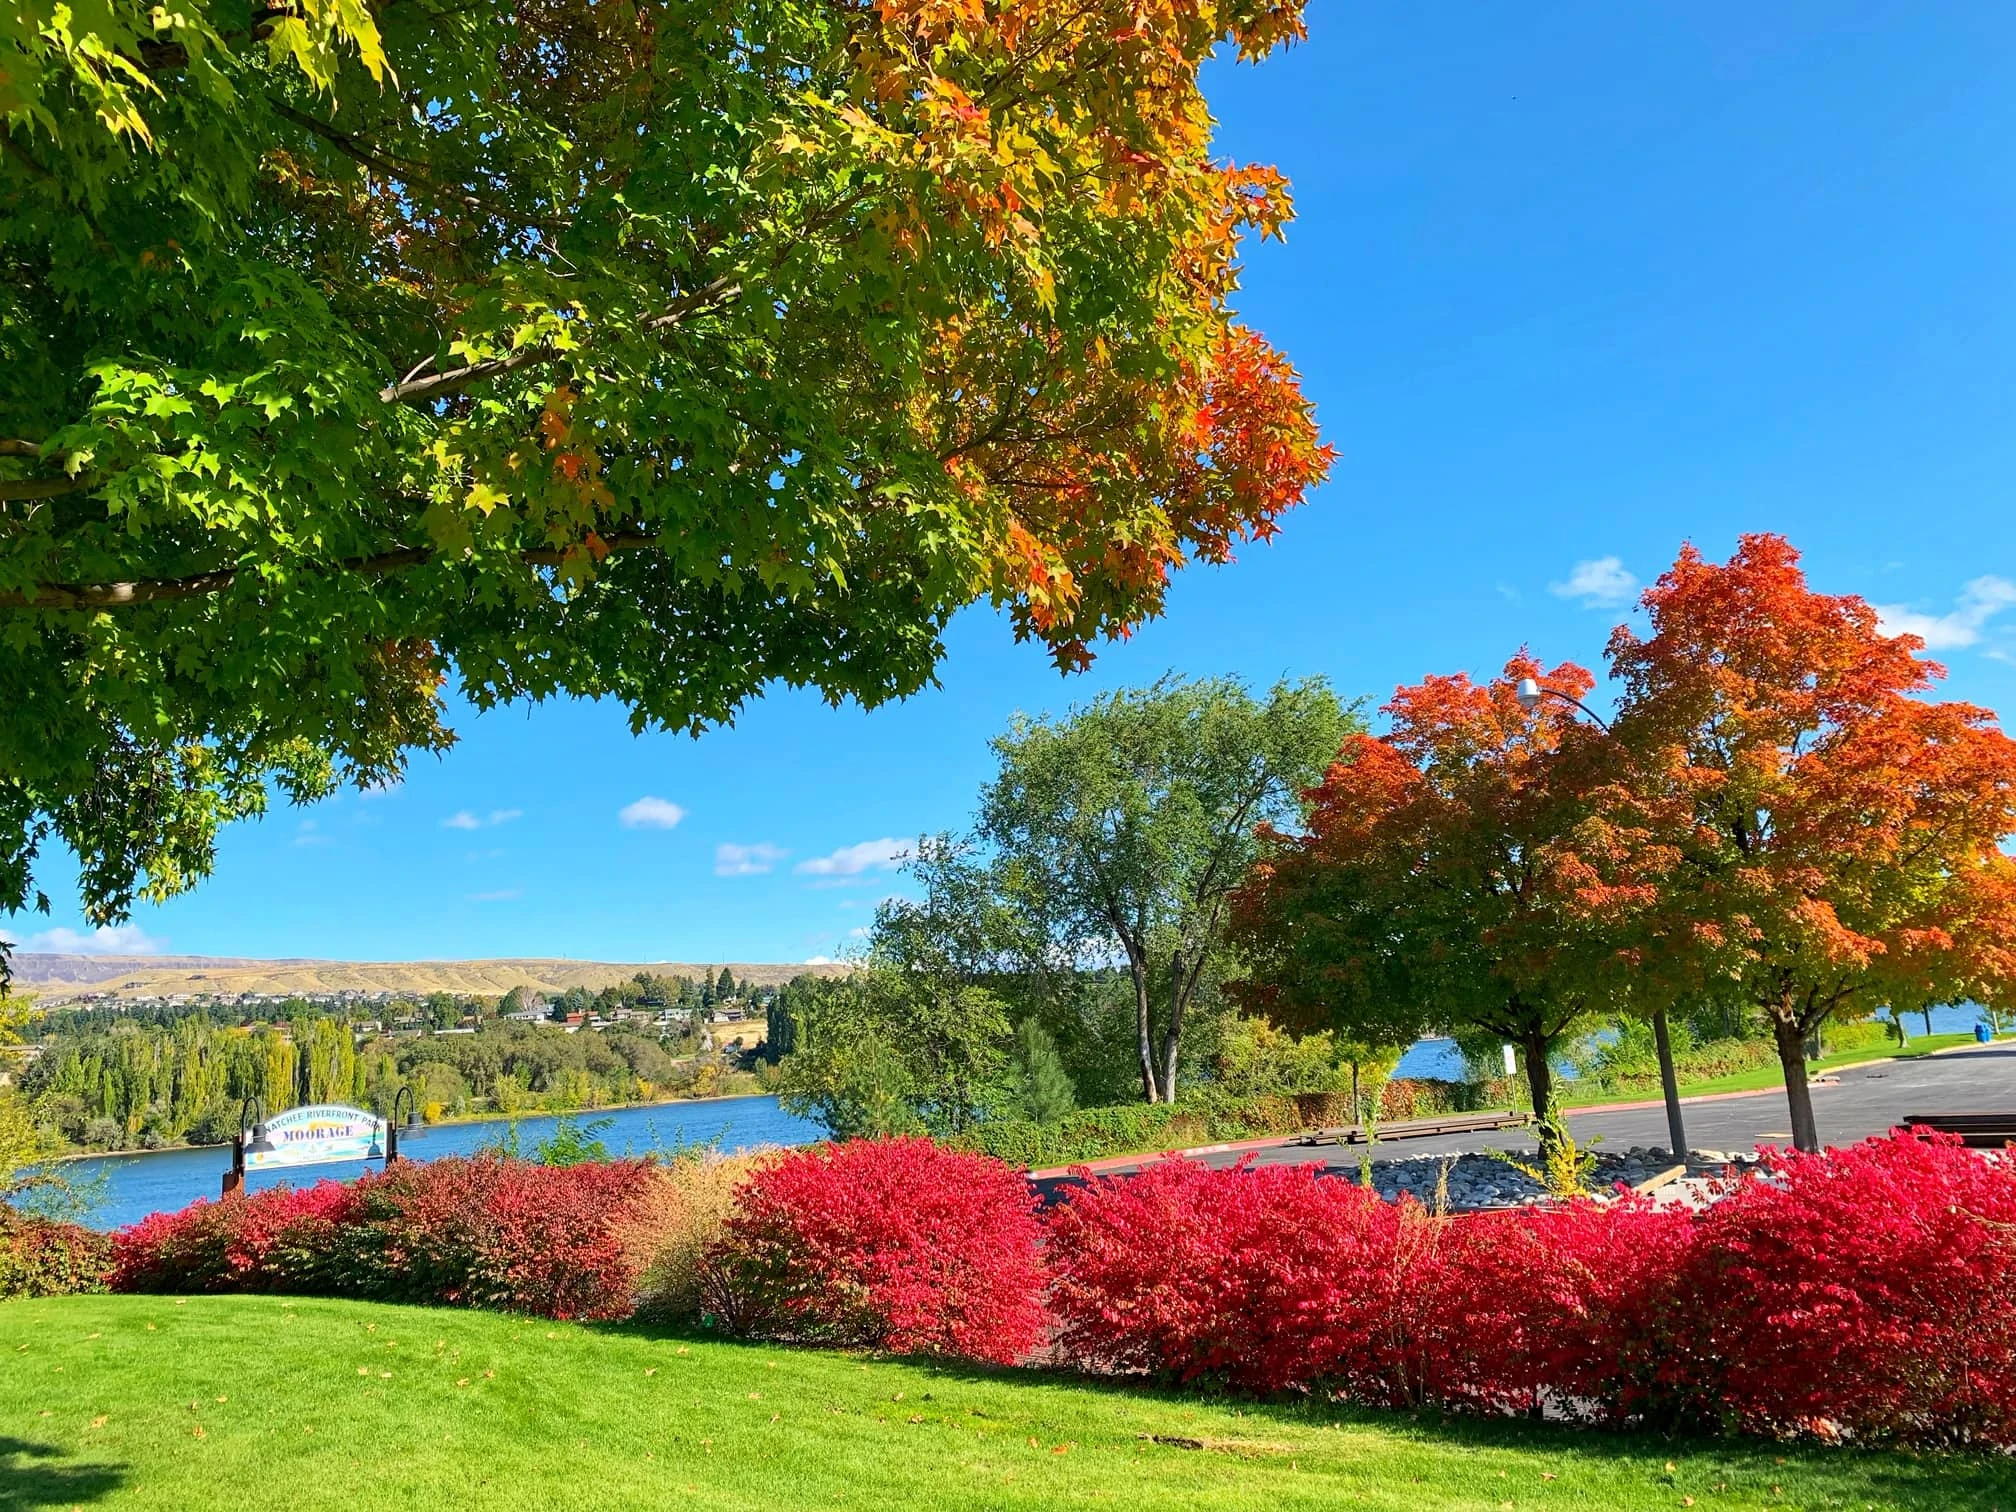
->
[49, 1087, 785, 1165]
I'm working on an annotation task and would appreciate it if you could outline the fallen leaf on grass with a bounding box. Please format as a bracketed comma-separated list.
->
[145, 1324, 156, 1332]
[644, 1368, 657, 1377]
[90, 1417, 107, 1429]
[215, 1396, 227, 1404]
[1681, 1500, 1695, 1508]
[192, 1425, 206, 1440]
[379, 1371, 392, 1380]
[357, 1368, 370, 1377]
[676, 1347, 689, 1356]
[770, 1414, 780, 1424]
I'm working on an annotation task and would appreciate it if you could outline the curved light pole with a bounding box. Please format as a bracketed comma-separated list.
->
[223, 1095, 276, 1196]
[384, 1085, 422, 1165]
[1513, 676, 1689, 1162]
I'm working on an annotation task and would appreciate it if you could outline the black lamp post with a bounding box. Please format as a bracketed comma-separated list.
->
[223, 1095, 274, 1196]
[1514, 676, 1688, 1163]
[385, 1085, 422, 1164]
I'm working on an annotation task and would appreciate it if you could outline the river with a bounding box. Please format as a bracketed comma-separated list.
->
[56, 1095, 824, 1232]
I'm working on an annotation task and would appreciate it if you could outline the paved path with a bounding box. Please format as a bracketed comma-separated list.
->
[1037, 1042, 2015, 1184]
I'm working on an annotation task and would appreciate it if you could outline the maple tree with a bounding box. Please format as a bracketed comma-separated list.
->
[1603, 534, 2016, 1152]
[1232, 656, 1645, 1139]
[0, 0, 1330, 953]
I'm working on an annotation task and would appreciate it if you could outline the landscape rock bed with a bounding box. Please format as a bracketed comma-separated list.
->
[1352, 1147, 1767, 1210]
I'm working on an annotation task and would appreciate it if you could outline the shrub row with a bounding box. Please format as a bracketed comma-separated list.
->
[109, 1155, 664, 1320]
[956, 1082, 1529, 1167]
[1047, 1131, 2016, 1447]
[98, 1129, 2016, 1448]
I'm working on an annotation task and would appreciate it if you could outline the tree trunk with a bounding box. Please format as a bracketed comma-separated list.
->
[1521, 1028, 1556, 1153]
[1771, 1013, 1821, 1153]
[1155, 950, 1186, 1105]
[1652, 1006, 1687, 1159]
[1129, 956, 1159, 1104]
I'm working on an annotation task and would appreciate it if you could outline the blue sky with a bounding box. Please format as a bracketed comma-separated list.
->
[14, 1, 2016, 966]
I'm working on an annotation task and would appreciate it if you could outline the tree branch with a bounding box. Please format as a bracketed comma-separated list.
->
[378, 276, 742, 406]
[0, 533, 663, 610]
[0, 472, 101, 503]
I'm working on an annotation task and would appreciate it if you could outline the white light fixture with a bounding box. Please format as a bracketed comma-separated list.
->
[1514, 677, 1543, 712]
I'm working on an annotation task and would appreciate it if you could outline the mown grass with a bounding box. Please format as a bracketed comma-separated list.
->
[3, 1295, 2011, 1511]
[1558, 1034, 1986, 1108]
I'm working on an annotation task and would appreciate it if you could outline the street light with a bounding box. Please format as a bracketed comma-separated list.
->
[1514, 674, 1688, 1162]
[1514, 677, 1611, 731]
[223, 1096, 274, 1196]
[385, 1085, 422, 1165]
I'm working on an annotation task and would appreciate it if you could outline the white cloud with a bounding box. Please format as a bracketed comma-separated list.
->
[1549, 556, 1639, 609]
[716, 842, 787, 877]
[1875, 575, 2016, 651]
[293, 818, 332, 848]
[803, 955, 835, 965]
[22, 923, 164, 955]
[443, 807, 522, 831]
[796, 838, 909, 877]
[620, 796, 687, 830]
[467, 889, 522, 902]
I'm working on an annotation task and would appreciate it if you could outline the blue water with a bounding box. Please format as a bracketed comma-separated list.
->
[57, 1096, 823, 1232]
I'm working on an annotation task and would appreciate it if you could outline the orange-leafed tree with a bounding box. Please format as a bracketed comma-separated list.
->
[1232, 656, 1645, 1143]
[1605, 535, 2016, 1152]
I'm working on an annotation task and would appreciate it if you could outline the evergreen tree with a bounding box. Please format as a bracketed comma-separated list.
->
[1009, 1018, 1077, 1124]
[716, 966, 737, 1001]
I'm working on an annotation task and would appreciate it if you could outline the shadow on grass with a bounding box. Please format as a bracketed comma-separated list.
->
[593, 1321, 2016, 1510]
[0, 1437, 125, 1510]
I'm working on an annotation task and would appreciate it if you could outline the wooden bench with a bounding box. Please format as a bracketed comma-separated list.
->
[1297, 1110, 1531, 1147]
[1904, 1112, 2016, 1148]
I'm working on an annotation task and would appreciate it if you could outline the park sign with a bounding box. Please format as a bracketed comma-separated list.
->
[247, 1104, 385, 1171]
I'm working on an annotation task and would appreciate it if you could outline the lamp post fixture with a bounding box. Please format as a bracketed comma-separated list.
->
[384, 1085, 422, 1165]
[1513, 675, 1688, 1163]
[223, 1096, 275, 1197]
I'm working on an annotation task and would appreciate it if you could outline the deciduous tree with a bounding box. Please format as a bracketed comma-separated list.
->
[1603, 535, 2016, 1151]
[0, 0, 1330, 955]
[1233, 657, 1635, 1141]
[980, 675, 1354, 1103]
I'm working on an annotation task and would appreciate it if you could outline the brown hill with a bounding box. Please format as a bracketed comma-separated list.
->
[12, 954, 848, 1003]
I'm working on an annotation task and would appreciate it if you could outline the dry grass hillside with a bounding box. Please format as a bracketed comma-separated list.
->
[11, 954, 849, 1002]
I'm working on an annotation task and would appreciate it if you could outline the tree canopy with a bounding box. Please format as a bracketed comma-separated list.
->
[1231, 655, 1632, 1135]
[980, 674, 1355, 1102]
[1600, 534, 2016, 1151]
[0, 0, 1330, 948]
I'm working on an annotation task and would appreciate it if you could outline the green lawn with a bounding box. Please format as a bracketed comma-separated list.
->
[3, 1296, 2009, 1510]
[1560, 1034, 1986, 1109]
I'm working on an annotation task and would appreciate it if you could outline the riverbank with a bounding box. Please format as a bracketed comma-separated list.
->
[50, 1083, 779, 1165]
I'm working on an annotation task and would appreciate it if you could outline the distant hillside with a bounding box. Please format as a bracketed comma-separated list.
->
[8, 954, 848, 1003]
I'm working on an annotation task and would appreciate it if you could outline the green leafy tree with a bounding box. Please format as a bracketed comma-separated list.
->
[1, 0, 1330, 974]
[776, 967, 1008, 1138]
[979, 675, 1355, 1103]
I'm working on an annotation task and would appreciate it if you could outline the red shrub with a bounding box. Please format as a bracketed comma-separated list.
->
[1674, 1130, 2016, 1447]
[109, 1182, 359, 1294]
[1421, 1198, 1695, 1422]
[1046, 1158, 1449, 1400]
[704, 1136, 1046, 1363]
[344, 1156, 654, 1320]
[110, 1157, 657, 1321]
